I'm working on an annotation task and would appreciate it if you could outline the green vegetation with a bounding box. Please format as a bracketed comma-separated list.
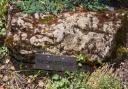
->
[75, 53, 90, 67]
[47, 72, 91, 89]
[75, 53, 89, 62]
[0, 46, 7, 59]
[0, 0, 8, 17]
[48, 74, 70, 89]
[45, 64, 122, 89]
[99, 75, 122, 89]
[116, 47, 128, 58]
[3, 64, 123, 89]
[9, 0, 128, 14]
[0, 0, 7, 36]
[11, 0, 108, 14]
[0, 0, 8, 59]
[0, 18, 6, 36]
[87, 64, 122, 89]
[75, 53, 102, 67]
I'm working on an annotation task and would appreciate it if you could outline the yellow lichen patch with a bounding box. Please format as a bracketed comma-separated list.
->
[41, 28, 49, 34]
[39, 15, 56, 24]
[116, 47, 128, 58]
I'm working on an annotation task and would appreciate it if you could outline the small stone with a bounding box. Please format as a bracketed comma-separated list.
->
[13, 34, 20, 41]
[27, 79, 32, 83]
[21, 33, 27, 40]
[30, 36, 37, 44]
[17, 17, 24, 26]
[5, 59, 10, 64]
[122, 13, 125, 16]
[107, 6, 114, 11]
[38, 80, 44, 87]
[34, 28, 40, 34]
[115, 13, 119, 17]
[106, 14, 109, 17]
[10, 66, 15, 70]
[29, 75, 33, 78]
[3, 76, 8, 82]
[0, 65, 5, 70]
[35, 13, 39, 19]
[0, 74, 3, 78]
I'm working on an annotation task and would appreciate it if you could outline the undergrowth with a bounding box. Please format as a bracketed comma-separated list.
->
[47, 71, 91, 89]
[11, 0, 109, 14]
[0, 46, 7, 59]
[10, 0, 128, 15]
[0, 0, 8, 59]
[0, 0, 7, 36]
[0, 0, 8, 17]
[87, 64, 122, 89]
[5, 64, 122, 89]
[0, 18, 6, 36]
[44, 65, 121, 89]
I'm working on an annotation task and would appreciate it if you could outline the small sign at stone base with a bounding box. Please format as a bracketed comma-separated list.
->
[35, 53, 77, 71]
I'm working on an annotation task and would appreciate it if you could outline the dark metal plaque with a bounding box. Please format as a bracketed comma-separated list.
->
[35, 53, 77, 71]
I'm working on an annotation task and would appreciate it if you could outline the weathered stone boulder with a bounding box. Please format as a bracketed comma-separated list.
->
[6, 8, 127, 63]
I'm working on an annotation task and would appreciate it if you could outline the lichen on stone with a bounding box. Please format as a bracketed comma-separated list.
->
[6, 10, 127, 63]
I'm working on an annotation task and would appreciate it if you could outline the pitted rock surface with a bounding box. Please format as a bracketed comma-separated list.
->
[6, 11, 125, 62]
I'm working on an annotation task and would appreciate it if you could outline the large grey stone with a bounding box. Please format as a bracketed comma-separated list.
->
[6, 10, 127, 63]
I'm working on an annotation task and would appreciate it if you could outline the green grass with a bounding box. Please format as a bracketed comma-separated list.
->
[99, 75, 122, 89]
[0, 0, 8, 59]
[0, 18, 6, 36]
[87, 64, 122, 89]
[0, 0, 8, 17]
[47, 71, 91, 89]
[45, 65, 122, 89]
[0, 0, 7, 36]
[0, 46, 7, 59]
[11, 0, 108, 14]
